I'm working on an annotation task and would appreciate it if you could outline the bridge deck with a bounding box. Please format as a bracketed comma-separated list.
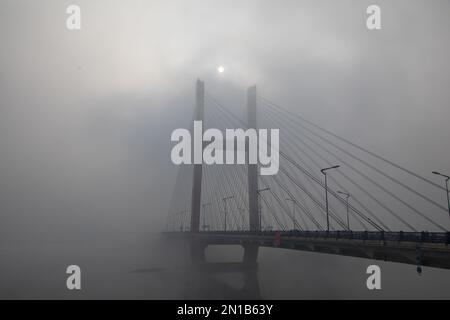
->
[163, 231, 450, 270]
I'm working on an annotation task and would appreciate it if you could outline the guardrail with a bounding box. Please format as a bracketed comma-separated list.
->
[165, 230, 450, 244]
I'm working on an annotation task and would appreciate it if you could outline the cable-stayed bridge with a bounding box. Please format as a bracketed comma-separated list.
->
[164, 80, 450, 272]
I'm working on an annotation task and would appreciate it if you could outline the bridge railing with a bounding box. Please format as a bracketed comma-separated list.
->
[185, 230, 450, 244]
[288, 230, 450, 244]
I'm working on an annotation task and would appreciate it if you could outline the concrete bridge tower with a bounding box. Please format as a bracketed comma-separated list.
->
[189, 80, 260, 266]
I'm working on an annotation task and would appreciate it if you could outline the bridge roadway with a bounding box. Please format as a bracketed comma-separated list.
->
[163, 230, 450, 270]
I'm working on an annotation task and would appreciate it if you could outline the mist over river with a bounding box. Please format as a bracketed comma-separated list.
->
[1, 233, 449, 299]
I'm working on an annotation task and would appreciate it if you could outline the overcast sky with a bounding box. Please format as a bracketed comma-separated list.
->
[0, 0, 449, 298]
[1, 0, 449, 241]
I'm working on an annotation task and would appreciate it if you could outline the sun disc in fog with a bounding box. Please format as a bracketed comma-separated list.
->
[217, 66, 225, 73]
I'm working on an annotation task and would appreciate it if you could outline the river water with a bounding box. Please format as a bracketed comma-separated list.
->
[1, 233, 449, 299]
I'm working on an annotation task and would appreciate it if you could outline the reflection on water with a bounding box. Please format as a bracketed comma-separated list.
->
[182, 264, 261, 300]
[1, 233, 450, 299]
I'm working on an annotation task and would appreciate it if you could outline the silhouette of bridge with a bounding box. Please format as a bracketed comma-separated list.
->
[164, 80, 450, 273]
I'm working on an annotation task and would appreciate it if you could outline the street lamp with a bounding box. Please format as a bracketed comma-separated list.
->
[179, 210, 188, 232]
[201, 202, 212, 231]
[237, 207, 246, 231]
[257, 188, 270, 231]
[285, 198, 297, 230]
[337, 191, 350, 230]
[432, 171, 450, 220]
[222, 196, 234, 232]
[321, 165, 340, 232]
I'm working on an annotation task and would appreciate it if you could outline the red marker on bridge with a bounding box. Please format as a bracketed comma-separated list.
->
[273, 231, 282, 247]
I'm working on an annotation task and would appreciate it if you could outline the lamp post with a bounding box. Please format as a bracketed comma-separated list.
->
[337, 191, 350, 230]
[201, 202, 212, 231]
[432, 171, 450, 220]
[286, 198, 297, 230]
[321, 165, 340, 232]
[257, 188, 270, 231]
[180, 210, 188, 232]
[222, 196, 234, 232]
[238, 207, 246, 231]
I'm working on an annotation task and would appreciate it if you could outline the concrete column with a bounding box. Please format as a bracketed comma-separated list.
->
[247, 85, 259, 231]
[190, 79, 204, 233]
[245, 85, 259, 264]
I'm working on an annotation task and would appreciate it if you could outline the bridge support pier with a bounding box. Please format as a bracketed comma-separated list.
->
[190, 242, 259, 267]
[190, 239, 207, 264]
[243, 244, 259, 267]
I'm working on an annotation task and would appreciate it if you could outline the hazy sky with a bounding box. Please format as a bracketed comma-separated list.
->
[0, 0, 450, 298]
[2, 0, 449, 240]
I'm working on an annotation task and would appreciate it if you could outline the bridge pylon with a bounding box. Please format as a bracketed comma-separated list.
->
[245, 85, 260, 264]
[190, 79, 205, 263]
[190, 79, 204, 234]
[189, 81, 260, 266]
